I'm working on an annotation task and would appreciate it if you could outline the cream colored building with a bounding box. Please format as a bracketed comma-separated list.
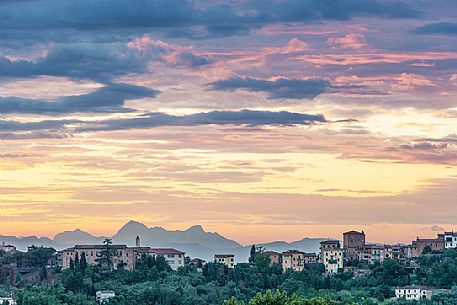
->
[150, 248, 185, 270]
[96, 290, 115, 304]
[0, 297, 16, 305]
[320, 240, 343, 274]
[395, 286, 432, 300]
[214, 254, 235, 268]
[62, 245, 136, 271]
[282, 250, 305, 272]
[0, 242, 16, 254]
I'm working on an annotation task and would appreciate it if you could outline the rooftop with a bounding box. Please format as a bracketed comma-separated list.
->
[150, 248, 185, 255]
[215, 254, 234, 258]
[320, 240, 340, 244]
[343, 230, 365, 235]
[282, 250, 304, 254]
[72, 244, 128, 250]
[396, 285, 432, 290]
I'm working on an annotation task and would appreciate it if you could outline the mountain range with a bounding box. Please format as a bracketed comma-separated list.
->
[1, 220, 326, 262]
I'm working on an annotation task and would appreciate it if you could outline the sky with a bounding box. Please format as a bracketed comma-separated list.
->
[1, 0, 457, 245]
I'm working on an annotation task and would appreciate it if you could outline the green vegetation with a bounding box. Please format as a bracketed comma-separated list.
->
[2, 248, 457, 304]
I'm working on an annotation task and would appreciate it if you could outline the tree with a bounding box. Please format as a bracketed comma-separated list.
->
[80, 252, 87, 270]
[422, 245, 432, 254]
[249, 245, 257, 264]
[96, 239, 116, 270]
[223, 290, 338, 305]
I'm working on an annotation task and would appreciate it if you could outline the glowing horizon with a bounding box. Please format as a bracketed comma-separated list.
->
[1, 0, 456, 245]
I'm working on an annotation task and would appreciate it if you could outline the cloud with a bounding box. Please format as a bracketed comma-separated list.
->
[420, 134, 457, 144]
[431, 225, 444, 231]
[421, 225, 445, 232]
[127, 35, 213, 68]
[399, 142, 448, 151]
[0, 37, 213, 83]
[0, 45, 146, 82]
[0, 83, 158, 114]
[1, 110, 327, 135]
[415, 22, 457, 35]
[78, 110, 327, 132]
[209, 76, 331, 99]
[327, 34, 367, 49]
[0, 0, 419, 42]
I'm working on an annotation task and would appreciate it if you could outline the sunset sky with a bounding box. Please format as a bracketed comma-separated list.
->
[1, 0, 457, 245]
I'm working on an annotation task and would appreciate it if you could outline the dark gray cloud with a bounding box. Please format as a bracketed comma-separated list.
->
[79, 110, 327, 131]
[1, 110, 327, 136]
[0, 41, 213, 82]
[0, 0, 419, 41]
[209, 77, 331, 99]
[0, 45, 146, 82]
[415, 22, 457, 35]
[0, 83, 158, 114]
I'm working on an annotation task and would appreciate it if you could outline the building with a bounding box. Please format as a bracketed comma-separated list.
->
[395, 286, 432, 300]
[214, 254, 235, 268]
[303, 253, 318, 264]
[135, 236, 141, 247]
[414, 237, 444, 255]
[62, 245, 136, 271]
[440, 232, 457, 249]
[402, 243, 419, 259]
[150, 248, 185, 270]
[191, 258, 206, 267]
[0, 242, 16, 254]
[96, 290, 115, 304]
[265, 251, 282, 266]
[320, 240, 343, 274]
[282, 250, 305, 272]
[60, 238, 185, 271]
[342, 230, 365, 261]
[357, 244, 383, 264]
[0, 297, 16, 305]
[381, 244, 406, 262]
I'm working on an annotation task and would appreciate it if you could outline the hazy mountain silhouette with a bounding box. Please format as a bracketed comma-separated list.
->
[54, 229, 106, 245]
[0, 221, 326, 261]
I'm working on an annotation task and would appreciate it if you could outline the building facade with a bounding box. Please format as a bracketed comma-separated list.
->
[303, 253, 318, 264]
[357, 244, 383, 264]
[60, 239, 185, 271]
[440, 232, 457, 249]
[150, 248, 185, 270]
[395, 286, 432, 300]
[214, 254, 235, 268]
[0, 242, 17, 254]
[265, 251, 282, 266]
[414, 237, 444, 255]
[282, 250, 305, 272]
[320, 240, 343, 274]
[96, 291, 115, 304]
[342, 230, 365, 261]
[62, 245, 136, 271]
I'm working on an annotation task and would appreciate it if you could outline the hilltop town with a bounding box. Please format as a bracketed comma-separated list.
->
[2, 229, 457, 304]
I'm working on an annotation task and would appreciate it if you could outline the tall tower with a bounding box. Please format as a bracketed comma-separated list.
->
[136, 236, 140, 247]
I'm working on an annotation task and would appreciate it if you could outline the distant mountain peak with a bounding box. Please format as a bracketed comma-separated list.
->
[119, 220, 149, 231]
[186, 225, 205, 233]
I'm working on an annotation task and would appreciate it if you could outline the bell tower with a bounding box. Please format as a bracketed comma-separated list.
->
[135, 236, 140, 247]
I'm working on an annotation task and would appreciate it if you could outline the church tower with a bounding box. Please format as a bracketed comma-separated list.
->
[135, 236, 140, 247]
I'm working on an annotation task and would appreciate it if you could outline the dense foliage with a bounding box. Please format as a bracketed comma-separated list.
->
[2, 248, 457, 304]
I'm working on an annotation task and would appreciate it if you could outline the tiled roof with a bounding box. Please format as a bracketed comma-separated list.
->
[150, 248, 185, 255]
[64, 245, 127, 251]
[214, 254, 234, 258]
[282, 250, 305, 254]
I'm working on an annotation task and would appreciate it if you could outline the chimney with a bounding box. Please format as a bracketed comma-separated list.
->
[135, 236, 140, 247]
